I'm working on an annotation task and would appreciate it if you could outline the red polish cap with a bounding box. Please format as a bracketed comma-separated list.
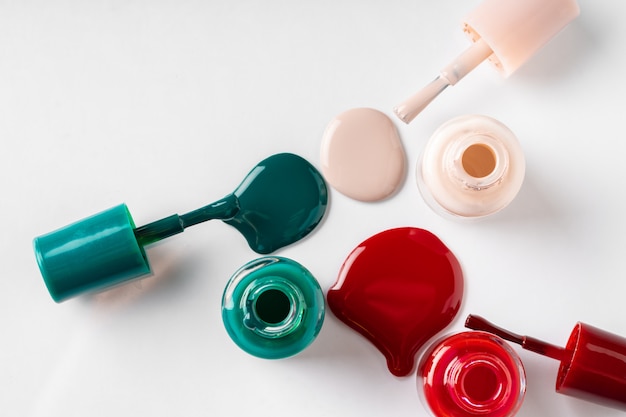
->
[466, 315, 626, 412]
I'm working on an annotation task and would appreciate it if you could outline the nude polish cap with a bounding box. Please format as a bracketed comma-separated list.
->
[463, 0, 581, 77]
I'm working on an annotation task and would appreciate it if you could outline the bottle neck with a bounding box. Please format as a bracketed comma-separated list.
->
[445, 351, 514, 414]
[241, 277, 306, 339]
[445, 133, 509, 192]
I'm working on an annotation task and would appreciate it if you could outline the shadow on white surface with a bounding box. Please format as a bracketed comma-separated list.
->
[86, 244, 205, 310]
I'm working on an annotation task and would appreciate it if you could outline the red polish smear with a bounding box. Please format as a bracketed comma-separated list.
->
[327, 227, 464, 377]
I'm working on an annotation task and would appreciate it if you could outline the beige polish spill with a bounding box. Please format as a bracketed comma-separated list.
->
[394, 0, 580, 124]
[320, 108, 406, 202]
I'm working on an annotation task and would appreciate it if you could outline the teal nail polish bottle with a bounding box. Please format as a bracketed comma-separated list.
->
[222, 257, 325, 359]
[33, 153, 328, 302]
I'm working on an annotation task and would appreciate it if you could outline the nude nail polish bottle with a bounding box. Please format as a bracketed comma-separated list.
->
[417, 115, 525, 220]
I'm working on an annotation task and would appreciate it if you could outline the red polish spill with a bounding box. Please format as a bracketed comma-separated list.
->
[327, 227, 464, 377]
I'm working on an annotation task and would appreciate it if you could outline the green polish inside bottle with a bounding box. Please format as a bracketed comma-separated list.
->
[33, 153, 328, 302]
[222, 256, 325, 359]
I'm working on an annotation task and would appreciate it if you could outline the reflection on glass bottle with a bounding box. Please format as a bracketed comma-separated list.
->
[222, 257, 325, 359]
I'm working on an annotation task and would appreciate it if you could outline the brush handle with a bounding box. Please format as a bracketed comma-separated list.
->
[465, 314, 567, 361]
[394, 38, 493, 124]
[134, 194, 239, 246]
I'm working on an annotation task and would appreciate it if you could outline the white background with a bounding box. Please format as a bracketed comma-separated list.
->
[2, 1, 626, 416]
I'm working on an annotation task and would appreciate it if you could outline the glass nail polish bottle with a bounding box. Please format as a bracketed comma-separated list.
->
[417, 115, 525, 220]
[222, 257, 325, 359]
[418, 331, 526, 417]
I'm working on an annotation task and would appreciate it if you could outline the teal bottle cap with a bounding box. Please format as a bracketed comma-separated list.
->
[34, 204, 151, 303]
[222, 256, 325, 359]
[33, 153, 328, 302]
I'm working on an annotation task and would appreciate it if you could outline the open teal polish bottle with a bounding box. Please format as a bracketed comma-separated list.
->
[222, 256, 325, 359]
[33, 153, 328, 302]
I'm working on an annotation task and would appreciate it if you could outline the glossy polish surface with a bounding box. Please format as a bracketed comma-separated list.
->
[223, 153, 328, 253]
[320, 108, 405, 202]
[419, 332, 525, 417]
[327, 227, 463, 376]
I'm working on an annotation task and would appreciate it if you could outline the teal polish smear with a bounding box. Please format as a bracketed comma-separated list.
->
[34, 153, 328, 302]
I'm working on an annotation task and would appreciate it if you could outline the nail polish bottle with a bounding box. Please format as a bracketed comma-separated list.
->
[394, 0, 580, 123]
[466, 315, 626, 412]
[418, 331, 526, 417]
[222, 257, 325, 359]
[417, 115, 525, 220]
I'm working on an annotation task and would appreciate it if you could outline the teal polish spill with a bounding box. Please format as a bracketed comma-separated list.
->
[222, 256, 325, 359]
[33, 153, 328, 302]
[223, 152, 328, 254]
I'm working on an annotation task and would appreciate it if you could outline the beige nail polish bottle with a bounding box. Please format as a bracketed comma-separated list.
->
[417, 115, 525, 219]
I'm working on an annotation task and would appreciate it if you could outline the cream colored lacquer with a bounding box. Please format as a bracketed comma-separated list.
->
[320, 108, 406, 202]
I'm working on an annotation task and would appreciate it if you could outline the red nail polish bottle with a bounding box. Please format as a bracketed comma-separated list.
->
[418, 331, 526, 417]
[466, 315, 626, 412]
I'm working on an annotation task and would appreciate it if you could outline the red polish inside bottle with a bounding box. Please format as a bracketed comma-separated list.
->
[418, 331, 526, 417]
[466, 315, 626, 412]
